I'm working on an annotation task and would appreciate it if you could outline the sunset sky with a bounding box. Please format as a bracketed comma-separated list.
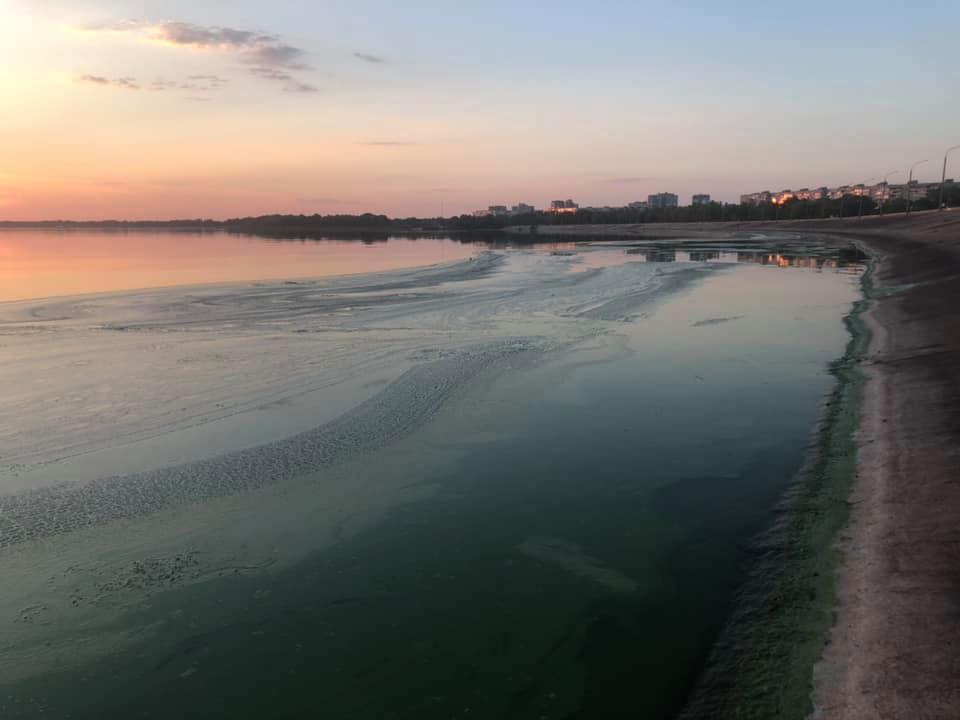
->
[2, 0, 958, 219]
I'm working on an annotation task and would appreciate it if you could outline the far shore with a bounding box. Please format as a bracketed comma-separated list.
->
[502, 207, 955, 240]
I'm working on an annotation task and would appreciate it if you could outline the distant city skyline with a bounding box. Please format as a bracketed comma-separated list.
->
[1, 0, 957, 220]
[741, 177, 953, 206]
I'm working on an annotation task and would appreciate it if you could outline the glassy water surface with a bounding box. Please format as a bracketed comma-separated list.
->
[0, 230, 864, 718]
[0, 230, 481, 301]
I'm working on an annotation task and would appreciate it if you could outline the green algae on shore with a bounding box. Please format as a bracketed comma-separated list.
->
[679, 241, 876, 720]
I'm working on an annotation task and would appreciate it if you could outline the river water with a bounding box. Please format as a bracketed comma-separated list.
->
[0, 230, 864, 718]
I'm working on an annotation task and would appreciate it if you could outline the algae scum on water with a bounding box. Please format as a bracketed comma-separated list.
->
[0, 234, 866, 719]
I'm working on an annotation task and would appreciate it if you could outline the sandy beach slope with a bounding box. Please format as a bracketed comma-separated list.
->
[803, 214, 960, 719]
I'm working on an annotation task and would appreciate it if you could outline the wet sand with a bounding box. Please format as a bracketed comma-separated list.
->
[522, 212, 960, 718]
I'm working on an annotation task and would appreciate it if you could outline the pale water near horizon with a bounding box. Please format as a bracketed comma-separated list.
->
[0, 230, 483, 301]
[0, 231, 865, 718]
[0, 229, 863, 302]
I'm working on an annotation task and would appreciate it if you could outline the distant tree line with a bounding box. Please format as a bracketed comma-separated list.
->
[0, 213, 449, 236]
[221, 213, 394, 237]
[2, 184, 955, 234]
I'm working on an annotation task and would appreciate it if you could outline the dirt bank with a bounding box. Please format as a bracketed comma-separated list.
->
[707, 212, 960, 719]
[803, 215, 960, 718]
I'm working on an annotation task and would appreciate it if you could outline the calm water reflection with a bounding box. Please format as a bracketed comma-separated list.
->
[0, 230, 866, 302]
[0, 232, 864, 718]
[0, 230, 479, 301]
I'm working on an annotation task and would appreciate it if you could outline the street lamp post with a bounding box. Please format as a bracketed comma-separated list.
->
[880, 170, 899, 216]
[858, 177, 876, 218]
[939, 145, 960, 211]
[906, 159, 929, 216]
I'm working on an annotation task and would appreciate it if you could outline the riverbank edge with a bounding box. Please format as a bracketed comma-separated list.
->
[677, 238, 876, 719]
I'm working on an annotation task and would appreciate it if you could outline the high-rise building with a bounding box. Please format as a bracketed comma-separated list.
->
[691, 194, 711, 205]
[511, 203, 535, 215]
[548, 199, 579, 214]
[647, 192, 679, 209]
[887, 181, 933, 202]
[740, 180, 940, 205]
[740, 191, 772, 205]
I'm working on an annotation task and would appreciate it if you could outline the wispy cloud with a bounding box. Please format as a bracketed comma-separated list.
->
[84, 20, 309, 68]
[188, 74, 228, 82]
[182, 74, 230, 91]
[246, 44, 309, 70]
[112, 77, 140, 90]
[248, 67, 317, 93]
[78, 74, 141, 90]
[79, 74, 110, 85]
[79, 74, 229, 94]
[248, 67, 291, 81]
[353, 52, 384, 64]
[81, 20, 315, 95]
[283, 81, 319, 94]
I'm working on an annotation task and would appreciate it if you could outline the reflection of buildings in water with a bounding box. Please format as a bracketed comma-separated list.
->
[731, 252, 861, 273]
[621, 247, 864, 274]
[737, 252, 807, 268]
[645, 250, 676, 263]
[688, 251, 721, 262]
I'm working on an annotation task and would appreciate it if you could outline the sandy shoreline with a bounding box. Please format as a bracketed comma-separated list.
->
[708, 213, 960, 720]
[528, 213, 960, 718]
[806, 215, 960, 719]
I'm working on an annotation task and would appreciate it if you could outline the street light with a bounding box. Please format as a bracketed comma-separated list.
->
[939, 145, 960, 210]
[858, 177, 876, 218]
[906, 159, 929, 216]
[879, 170, 899, 216]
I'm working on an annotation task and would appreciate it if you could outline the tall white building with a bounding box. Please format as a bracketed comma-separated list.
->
[648, 192, 679, 208]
